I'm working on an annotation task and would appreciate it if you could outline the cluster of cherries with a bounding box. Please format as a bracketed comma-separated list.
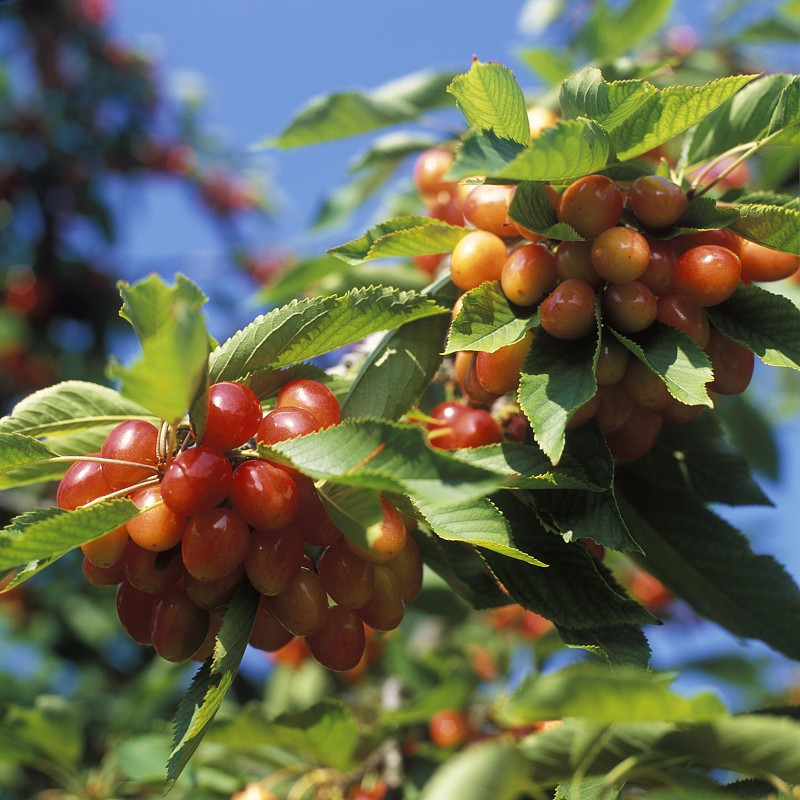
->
[56, 379, 422, 670]
[412, 145, 800, 461]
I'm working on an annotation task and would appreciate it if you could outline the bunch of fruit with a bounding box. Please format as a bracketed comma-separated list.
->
[55, 378, 422, 669]
[411, 146, 800, 461]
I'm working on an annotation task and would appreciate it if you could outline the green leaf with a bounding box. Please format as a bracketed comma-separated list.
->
[209, 287, 447, 383]
[0, 380, 155, 441]
[110, 274, 211, 424]
[687, 74, 794, 164]
[739, 16, 800, 42]
[448, 130, 525, 180]
[0, 499, 140, 571]
[767, 75, 800, 145]
[518, 327, 600, 464]
[705, 284, 800, 370]
[578, 0, 673, 61]
[445, 281, 539, 354]
[664, 196, 740, 239]
[208, 700, 358, 771]
[496, 663, 726, 727]
[317, 483, 386, 556]
[342, 313, 451, 421]
[412, 527, 508, 610]
[258, 418, 504, 505]
[497, 119, 612, 182]
[609, 323, 713, 407]
[730, 203, 800, 253]
[0, 433, 59, 488]
[519, 48, 573, 86]
[350, 131, 442, 171]
[412, 494, 546, 566]
[617, 475, 800, 661]
[269, 69, 457, 148]
[508, 182, 584, 241]
[555, 778, 623, 800]
[167, 583, 258, 783]
[330, 216, 469, 265]
[419, 740, 530, 800]
[447, 60, 530, 144]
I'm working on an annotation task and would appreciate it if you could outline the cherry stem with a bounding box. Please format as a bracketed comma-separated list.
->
[427, 426, 454, 441]
[47, 455, 160, 472]
[79, 475, 160, 508]
[157, 421, 169, 465]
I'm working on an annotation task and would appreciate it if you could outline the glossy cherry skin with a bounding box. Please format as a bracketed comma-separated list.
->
[83, 556, 126, 587]
[672, 228, 741, 256]
[604, 404, 663, 462]
[116, 581, 160, 645]
[657, 294, 710, 347]
[265, 568, 328, 636]
[203, 381, 262, 450]
[291, 475, 344, 547]
[258, 406, 320, 444]
[126, 485, 187, 552]
[462, 184, 517, 238]
[249, 597, 294, 652]
[590, 227, 651, 283]
[413, 148, 454, 198]
[450, 230, 508, 291]
[555, 241, 604, 288]
[639, 238, 677, 296]
[123, 541, 183, 594]
[705, 329, 755, 395]
[427, 401, 470, 450]
[357, 565, 405, 631]
[449, 408, 503, 448]
[344, 498, 407, 564]
[184, 564, 245, 610]
[556, 174, 623, 238]
[539, 279, 597, 340]
[181, 508, 250, 583]
[739, 239, 800, 283]
[385, 536, 424, 604]
[318, 543, 375, 609]
[276, 379, 341, 430]
[622, 359, 671, 411]
[160, 446, 233, 515]
[626, 175, 688, 229]
[595, 334, 630, 385]
[475, 332, 533, 395]
[594, 383, 634, 433]
[500, 243, 558, 306]
[244, 522, 305, 596]
[674, 245, 741, 307]
[151, 587, 210, 663]
[602, 281, 658, 333]
[230, 460, 299, 531]
[100, 419, 159, 490]
[306, 605, 367, 672]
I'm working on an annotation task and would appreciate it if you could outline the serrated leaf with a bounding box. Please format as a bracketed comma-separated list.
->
[609, 323, 713, 407]
[688, 74, 794, 165]
[617, 474, 800, 661]
[411, 527, 508, 610]
[448, 130, 526, 180]
[578, 0, 673, 62]
[342, 313, 450, 420]
[0, 499, 140, 571]
[554, 778, 623, 800]
[269, 69, 456, 148]
[736, 190, 799, 209]
[482, 494, 655, 640]
[767, 75, 800, 145]
[518, 327, 600, 464]
[420, 740, 530, 800]
[731, 203, 800, 253]
[258, 418, 503, 505]
[0, 380, 155, 440]
[508, 182, 584, 241]
[448, 60, 530, 144]
[413, 494, 546, 566]
[497, 663, 726, 727]
[209, 287, 447, 383]
[661, 196, 739, 239]
[110, 275, 211, 424]
[555, 623, 652, 668]
[167, 583, 258, 783]
[496, 119, 612, 182]
[445, 281, 539, 354]
[706, 284, 800, 370]
[0, 433, 59, 488]
[318, 483, 385, 555]
[330, 216, 468, 265]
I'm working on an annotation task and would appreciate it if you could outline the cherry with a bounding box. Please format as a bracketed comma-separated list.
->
[192, 612, 223, 663]
[244, 523, 305, 596]
[123, 542, 183, 594]
[160, 446, 233, 515]
[475, 332, 533, 395]
[100, 419, 159, 490]
[500, 243, 558, 306]
[83, 556, 125, 587]
[590, 227, 651, 283]
[594, 383, 634, 433]
[203, 381, 262, 451]
[539, 279, 597, 340]
[276, 379, 340, 430]
[428, 196, 464, 227]
[603, 404, 663, 462]
[230, 460, 298, 530]
[318, 544, 375, 609]
[151, 587, 210, 663]
[345, 498, 407, 564]
[449, 408, 503, 448]
[602, 281, 658, 333]
[595, 334, 630, 385]
[185, 564, 245, 610]
[182, 508, 250, 583]
[126, 485, 186, 552]
[306, 605, 367, 672]
[358, 565, 405, 631]
[385, 536, 424, 604]
[259, 406, 320, 446]
[427, 401, 470, 450]
[674, 245, 741, 307]
[673, 228, 741, 256]
[705, 329, 755, 395]
[266, 567, 328, 636]
[292, 476, 344, 547]
[116, 581, 160, 646]
[657, 294, 710, 347]
[566, 393, 600, 429]
[462, 184, 517, 238]
[738, 239, 800, 283]
[626, 176, 688, 229]
[413, 253, 444, 276]
[622, 359, 671, 411]
[413, 148, 454, 198]
[449, 230, 508, 291]
[249, 597, 294, 652]
[629, 569, 673, 613]
[429, 709, 471, 748]
[661, 397, 705, 423]
[639, 237, 677, 296]
[555, 241, 604, 288]
[459, 352, 503, 406]
[556, 174, 623, 238]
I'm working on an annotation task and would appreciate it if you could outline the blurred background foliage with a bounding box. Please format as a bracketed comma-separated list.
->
[0, 0, 798, 798]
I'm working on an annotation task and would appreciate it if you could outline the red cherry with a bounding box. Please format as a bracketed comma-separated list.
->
[160, 447, 233, 515]
[276, 379, 341, 429]
[203, 382, 262, 451]
[230, 460, 299, 530]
